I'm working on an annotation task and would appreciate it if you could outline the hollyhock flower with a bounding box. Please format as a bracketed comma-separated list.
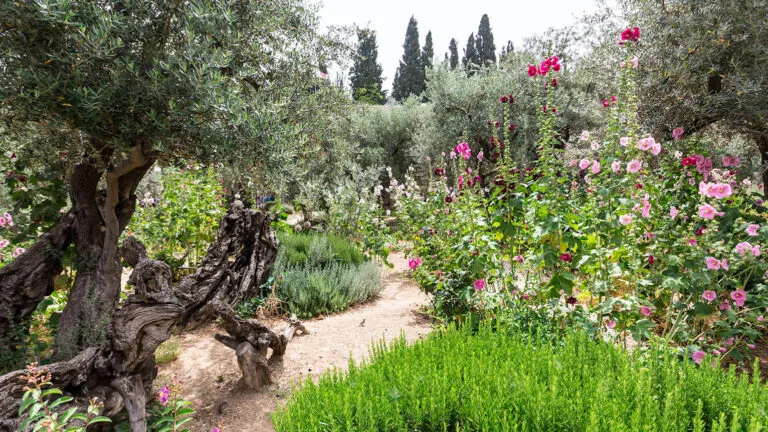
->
[705, 257, 721, 270]
[552, 78, 559, 87]
[746, 224, 760, 236]
[474, 279, 486, 291]
[627, 159, 642, 173]
[619, 61, 626, 68]
[758, 316, 765, 322]
[702, 290, 717, 302]
[449, 151, 456, 159]
[591, 160, 600, 174]
[696, 156, 713, 176]
[698, 204, 717, 219]
[3, 213, 12, 227]
[681, 156, 696, 166]
[730, 290, 746, 307]
[619, 214, 632, 225]
[672, 127, 685, 140]
[500, 95, 508, 103]
[560, 253, 572, 262]
[0, 239, 8, 248]
[631, 56, 639, 68]
[721, 259, 729, 270]
[455, 142, 472, 160]
[569, 160, 578, 167]
[579, 159, 590, 170]
[718, 301, 731, 311]
[722, 155, 740, 167]
[527, 64, 538, 76]
[607, 320, 616, 329]
[477, 151, 484, 162]
[748, 344, 756, 349]
[695, 225, 707, 236]
[590, 141, 600, 151]
[650, 142, 661, 155]
[611, 95, 617, 103]
[11, 247, 24, 258]
[0, 217, 5, 228]
[648, 255, 655, 265]
[691, 350, 705, 364]
[513, 255, 524, 263]
[408, 257, 422, 269]
[611, 160, 621, 173]
[736, 242, 753, 254]
[620, 27, 641, 43]
[752, 245, 761, 256]
[640, 306, 652, 317]
[641, 196, 651, 218]
[508, 94, 515, 103]
[508, 123, 515, 131]
[637, 137, 654, 151]
[602, 99, 609, 108]
[619, 137, 630, 147]
[670, 206, 679, 218]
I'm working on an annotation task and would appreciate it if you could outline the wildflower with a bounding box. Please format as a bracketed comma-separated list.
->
[670, 206, 679, 218]
[721, 259, 729, 270]
[691, 350, 705, 364]
[746, 224, 760, 236]
[705, 257, 721, 270]
[758, 316, 765, 322]
[637, 137, 655, 151]
[611, 160, 621, 173]
[627, 159, 642, 173]
[474, 279, 486, 291]
[696, 156, 713, 176]
[718, 301, 731, 311]
[579, 159, 590, 170]
[560, 253, 572, 262]
[697, 204, 717, 220]
[681, 156, 696, 167]
[408, 257, 422, 269]
[702, 290, 717, 302]
[640, 306, 652, 317]
[619, 137, 629, 147]
[619, 214, 632, 225]
[158, 386, 171, 405]
[730, 290, 746, 307]
[641, 196, 651, 218]
[455, 142, 472, 160]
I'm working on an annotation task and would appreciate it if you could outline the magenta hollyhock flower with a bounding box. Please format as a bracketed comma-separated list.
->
[527, 64, 538, 76]
[691, 350, 705, 364]
[579, 159, 590, 170]
[672, 127, 685, 140]
[698, 204, 717, 220]
[705, 257, 721, 270]
[560, 253, 572, 262]
[619, 214, 632, 225]
[474, 279, 486, 291]
[758, 316, 765, 322]
[696, 156, 713, 176]
[508, 123, 515, 131]
[669, 206, 679, 218]
[721, 259, 729, 270]
[641, 197, 651, 218]
[455, 142, 472, 160]
[408, 257, 422, 269]
[640, 306, 652, 317]
[730, 290, 746, 307]
[513, 255, 523, 263]
[702, 290, 717, 302]
[746, 224, 760, 236]
[477, 151, 484, 162]
[627, 159, 642, 173]
[602, 99, 609, 108]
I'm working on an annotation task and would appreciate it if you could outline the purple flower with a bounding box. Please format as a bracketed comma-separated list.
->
[691, 350, 705, 364]
[474, 279, 486, 291]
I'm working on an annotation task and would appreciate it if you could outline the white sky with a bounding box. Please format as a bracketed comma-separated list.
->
[316, 0, 605, 92]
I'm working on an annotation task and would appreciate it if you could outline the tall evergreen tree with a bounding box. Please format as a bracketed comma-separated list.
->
[392, 16, 425, 101]
[475, 14, 496, 65]
[462, 33, 478, 70]
[500, 40, 514, 63]
[448, 38, 459, 70]
[422, 31, 434, 70]
[350, 28, 386, 104]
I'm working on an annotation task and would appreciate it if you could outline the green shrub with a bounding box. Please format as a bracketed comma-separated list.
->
[277, 262, 382, 318]
[277, 232, 365, 268]
[273, 326, 768, 431]
[154, 337, 181, 365]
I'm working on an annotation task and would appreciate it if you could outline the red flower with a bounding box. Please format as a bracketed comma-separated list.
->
[552, 78, 558, 87]
[500, 95, 508, 103]
[602, 99, 609, 108]
[681, 156, 696, 166]
[508, 123, 515, 131]
[620, 26, 641, 43]
[508, 94, 514, 103]
[648, 255, 655, 265]
[542, 105, 547, 113]
[560, 253, 572, 262]
[527, 65, 538, 77]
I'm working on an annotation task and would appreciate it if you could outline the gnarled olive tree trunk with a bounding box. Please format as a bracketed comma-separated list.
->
[0, 200, 282, 432]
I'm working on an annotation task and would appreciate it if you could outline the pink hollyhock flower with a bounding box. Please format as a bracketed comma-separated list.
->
[698, 204, 717, 219]
[746, 224, 760, 236]
[569, 160, 578, 167]
[752, 245, 761, 256]
[619, 137, 629, 147]
[736, 242, 753, 254]
[607, 320, 616, 329]
[650, 142, 661, 155]
[702, 290, 717, 302]
[705, 257, 721, 270]
[619, 61, 626, 68]
[748, 344, 756, 349]
[722, 155, 740, 167]
[611, 160, 621, 173]
[631, 56, 639, 68]
[513, 255, 524, 263]
[579, 159, 590, 170]
[11, 247, 24, 258]
[449, 151, 457, 159]
[627, 159, 642, 173]
[455, 142, 471, 160]
[721, 259, 729, 270]
[0, 216, 5, 228]
[619, 214, 632, 225]
[591, 160, 600, 174]
[691, 350, 705, 364]
[408, 257, 422, 269]
[670, 206, 679, 218]
[730, 290, 746, 307]
[640, 306, 652, 317]
[711, 183, 733, 199]
[719, 301, 731, 311]
[560, 253, 572, 262]
[0, 239, 8, 249]
[696, 156, 713, 176]
[641, 197, 651, 218]
[474, 279, 486, 291]
[477, 151, 484, 162]
[758, 316, 765, 322]
[672, 127, 685, 140]
[637, 137, 653, 151]
[590, 141, 600, 151]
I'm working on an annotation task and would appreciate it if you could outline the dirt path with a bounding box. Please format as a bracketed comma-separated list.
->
[156, 252, 430, 432]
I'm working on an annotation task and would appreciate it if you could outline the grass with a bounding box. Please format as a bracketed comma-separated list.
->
[273, 325, 768, 432]
[154, 336, 182, 365]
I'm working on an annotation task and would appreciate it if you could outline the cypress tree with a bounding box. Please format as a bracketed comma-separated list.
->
[500, 40, 514, 63]
[448, 38, 459, 70]
[350, 28, 386, 104]
[462, 33, 478, 71]
[392, 16, 426, 101]
[475, 14, 496, 65]
[422, 30, 434, 70]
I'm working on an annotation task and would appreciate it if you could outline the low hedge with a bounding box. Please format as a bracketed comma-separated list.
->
[273, 326, 767, 431]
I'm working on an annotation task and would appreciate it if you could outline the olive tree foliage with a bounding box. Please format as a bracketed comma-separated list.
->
[0, 0, 352, 359]
[576, 0, 768, 193]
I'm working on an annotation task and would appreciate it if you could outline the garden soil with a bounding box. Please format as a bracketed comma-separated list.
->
[156, 252, 431, 432]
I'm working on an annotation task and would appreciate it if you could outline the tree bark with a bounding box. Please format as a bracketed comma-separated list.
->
[756, 134, 768, 199]
[0, 201, 280, 431]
